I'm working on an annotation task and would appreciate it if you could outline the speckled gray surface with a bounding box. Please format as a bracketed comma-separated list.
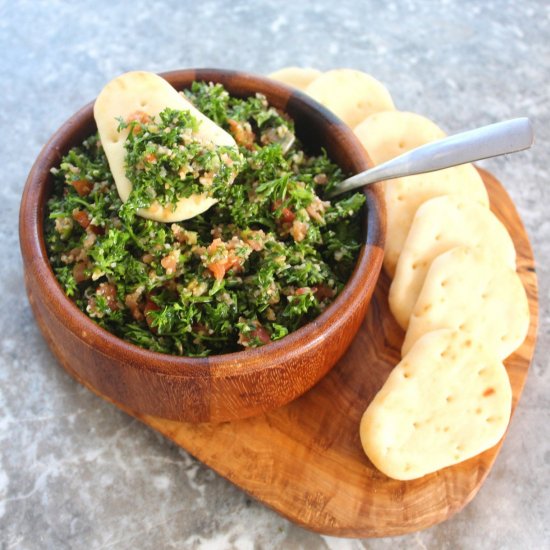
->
[1, 0, 549, 548]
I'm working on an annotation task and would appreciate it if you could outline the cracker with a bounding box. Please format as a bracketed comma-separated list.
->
[402, 246, 529, 359]
[389, 196, 516, 330]
[360, 329, 512, 480]
[304, 69, 395, 128]
[268, 67, 322, 91]
[384, 164, 489, 278]
[94, 71, 236, 222]
[354, 111, 446, 165]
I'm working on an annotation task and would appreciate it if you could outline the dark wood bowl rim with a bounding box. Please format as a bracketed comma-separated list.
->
[19, 68, 385, 379]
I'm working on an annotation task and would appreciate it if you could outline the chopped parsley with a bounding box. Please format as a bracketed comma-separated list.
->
[45, 82, 365, 356]
[118, 108, 243, 221]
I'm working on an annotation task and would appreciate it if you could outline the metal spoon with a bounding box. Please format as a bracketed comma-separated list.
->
[327, 118, 534, 197]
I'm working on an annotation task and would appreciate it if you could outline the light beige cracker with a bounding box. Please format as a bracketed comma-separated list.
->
[383, 164, 489, 278]
[389, 195, 516, 330]
[304, 68, 395, 128]
[94, 71, 237, 223]
[268, 67, 322, 91]
[354, 111, 446, 165]
[360, 329, 512, 480]
[402, 246, 529, 359]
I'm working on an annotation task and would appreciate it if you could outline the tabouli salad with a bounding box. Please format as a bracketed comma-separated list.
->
[45, 81, 366, 356]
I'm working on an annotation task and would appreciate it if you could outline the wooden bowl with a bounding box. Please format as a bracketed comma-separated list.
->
[19, 69, 385, 423]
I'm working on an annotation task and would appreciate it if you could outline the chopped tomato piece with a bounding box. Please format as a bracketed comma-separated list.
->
[295, 287, 311, 296]
[207, 238, 222, 254]
[126, 111, 152, 124]
[144, 298, 161, 332]
[272, 200, 295, 223]
[313, 284, 335, 300]
[207, 261, 227, 281]
[242, 229, 266, 251]
[88, 224, 104, 236]
[160, 250, 180, 275]
[205, 238, 248, 280]
[72, 209, 90, 229]
[281, 207, 295, 223]
[251, 325, 271, 345]
[238, 321, 271, 347]
[72, 262, 89, 283]
[71, 179, 93, 197]
[126, 111, 152, 134]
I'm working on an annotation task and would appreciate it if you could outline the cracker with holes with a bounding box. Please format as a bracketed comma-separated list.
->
[304, 68, 395, 128]
[354, 111, 446, 165]
[383, 164, 489, 278]
[94, 71, 238, 222]
[389, 196, 517, 330]
[268, 67, 322, 91]
[402, 246, 529, 358]
[360, 329, 512, 480]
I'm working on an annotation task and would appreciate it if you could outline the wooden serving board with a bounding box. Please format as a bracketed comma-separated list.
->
[76, 168, 538, 537]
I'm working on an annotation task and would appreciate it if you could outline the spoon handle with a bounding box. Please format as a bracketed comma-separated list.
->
[328, 117, 534, 197]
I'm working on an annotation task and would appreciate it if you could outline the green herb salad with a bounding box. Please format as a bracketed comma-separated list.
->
[45, 82, 366, 356]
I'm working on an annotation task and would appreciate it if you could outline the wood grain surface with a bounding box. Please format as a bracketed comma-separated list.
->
[53, 168, 539, 537]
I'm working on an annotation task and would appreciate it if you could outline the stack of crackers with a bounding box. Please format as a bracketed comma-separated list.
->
[269, 67, 530, 480]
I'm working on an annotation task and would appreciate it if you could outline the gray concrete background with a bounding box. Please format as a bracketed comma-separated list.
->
[1, 1, 549, 548]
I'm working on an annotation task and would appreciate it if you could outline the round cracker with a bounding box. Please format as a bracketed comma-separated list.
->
[354, 111, 446, 165]
[304, 68, 395, 128]
[402, 246, 529, 359]
[389, 195, 516, 330]
[268, 67, 322, 91]
[360, 329, 512, 480]
[383, 163, 489, 278]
